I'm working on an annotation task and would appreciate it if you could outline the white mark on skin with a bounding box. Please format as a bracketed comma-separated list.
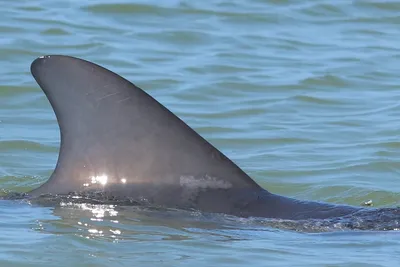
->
[180, 175, 232, 190]
[97, 92, 119, 102]
[117, 96, 131, 103]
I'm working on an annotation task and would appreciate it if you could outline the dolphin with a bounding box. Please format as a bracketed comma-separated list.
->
[27, 55, 364, 220]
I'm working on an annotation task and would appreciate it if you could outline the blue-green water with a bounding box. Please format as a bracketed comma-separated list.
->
[1, 0, 400, 266]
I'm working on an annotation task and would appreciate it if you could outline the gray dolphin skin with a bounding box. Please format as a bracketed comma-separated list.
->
[28, 55, 363, 220]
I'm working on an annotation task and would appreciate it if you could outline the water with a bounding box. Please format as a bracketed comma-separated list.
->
[1, 0, 400, 266]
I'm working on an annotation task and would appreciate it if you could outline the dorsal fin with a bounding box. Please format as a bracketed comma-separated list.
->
[29, 55, 261, 200]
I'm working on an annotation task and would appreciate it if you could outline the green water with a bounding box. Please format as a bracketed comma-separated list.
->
[1, 0, 400, 266]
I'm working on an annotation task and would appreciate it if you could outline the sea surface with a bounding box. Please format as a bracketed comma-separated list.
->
[1, 0, 400, 266]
